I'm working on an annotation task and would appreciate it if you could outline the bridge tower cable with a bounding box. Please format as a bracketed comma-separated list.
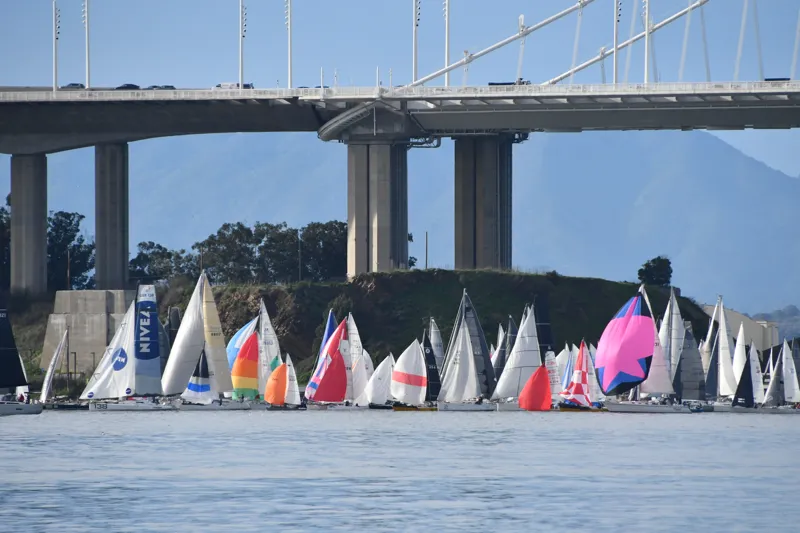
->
[82, 0, 90, 89]
[644, 0, 650, 83]
[643, 6, 659, 81]
[403, 0, 596, 89]
[285, 0, 292, 88]
[678, 0, 693, 82]
[52, 0, 60, 92]
[443, 0, 450, 86]
[752, 0, 764, 81]
[544, 0, 709, 85]
[734, 0, 749, 81]
[623, 0, 638, 83]
[791, 9, 800, 80]
[569, 2, 585, 85]
[699, 3, 712, 81]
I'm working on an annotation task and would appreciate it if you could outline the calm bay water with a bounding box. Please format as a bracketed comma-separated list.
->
[2, 410, 798, 532]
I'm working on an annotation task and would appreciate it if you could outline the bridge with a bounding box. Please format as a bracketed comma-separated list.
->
[3, 0, 800, 295]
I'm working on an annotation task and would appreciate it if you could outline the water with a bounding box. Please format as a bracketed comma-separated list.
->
[2, 410, 798, 532]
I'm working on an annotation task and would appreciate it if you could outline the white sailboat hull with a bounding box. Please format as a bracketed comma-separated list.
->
[89, 400, 179, 412]
[713, 404, 800, 414]
[306, 403, 359, 411]
[0, 401, 43, 416]
[605, 401, 692, 413]
[180, 401, 251, 411]
[496, 401, 523, 411]
[250, 402, 304, 411]
[438, 402, 495, 412]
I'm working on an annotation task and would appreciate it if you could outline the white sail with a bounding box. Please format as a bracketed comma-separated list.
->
[429, 318, 445, 371]
[391, 340, 427, 406]
[748, 343, 765, 404]
[588, 343, 597, 364]
[585, 343, 606, 402]
[362, 355, 394, 405]
[717, 300, 737, 397]
[258, 300, 282, 394]
[544, 351, 562, 399]
[492, 325, 505, 365]
[437, 321, 481, 403]
[347, 313, 372, 402]
[202, 275, 232, 394]
[782, 340, 800, 403]
[639, 286, 675, 395]
[162, 274, 207, 395]
[555, 345, 570, 387]
[491, 308, 541, 400]
[40, 330, 68, 403]
[700, 298, 719, 372]
[80, 301, 137, 400]
[284, 354, 302, 406]
[732, 323, 748, 386]
[658, 288, 685, 380]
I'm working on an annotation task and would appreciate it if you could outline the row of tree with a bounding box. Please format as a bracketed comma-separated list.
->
[0, 194, 351, 290]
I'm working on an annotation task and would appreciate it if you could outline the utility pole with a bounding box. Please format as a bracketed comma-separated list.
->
[82, 0, 90, 88]
[53, 0, 60, 91]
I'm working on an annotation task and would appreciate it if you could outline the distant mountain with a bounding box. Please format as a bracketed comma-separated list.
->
[752, 305, 800, 340]
[1, 128, 797, 313]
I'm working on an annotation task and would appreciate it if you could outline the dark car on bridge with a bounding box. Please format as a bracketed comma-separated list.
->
[60, 82, 85, 90]
[144, 85, 176, 90]
[115, 83, 140, 90]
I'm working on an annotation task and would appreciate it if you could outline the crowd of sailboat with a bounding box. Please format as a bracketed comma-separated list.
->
[2, 269, 799, 416]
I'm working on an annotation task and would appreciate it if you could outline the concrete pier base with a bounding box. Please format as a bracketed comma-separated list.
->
[347, 144, 409, 278]
[95, 143, 130, 290]
[41, 289, 171, 374]
[10, 154, 48, 294]
[453, 136, 512, 270]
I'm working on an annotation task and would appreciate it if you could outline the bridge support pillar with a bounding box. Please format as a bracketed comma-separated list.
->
[10, 154, 48, 294]
[95, 143, 129, 290]
[453, 136, 512, 270]
[347, 143, 408, 278]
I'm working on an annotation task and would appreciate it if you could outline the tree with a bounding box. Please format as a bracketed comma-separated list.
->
[129, 241, 199, 284]
[192, 222, 257, 284]
[299, 221, 347, 282]
[638, 256, 672, 287]
[253, 222, 300, 283]
[47, 211, 95, 291]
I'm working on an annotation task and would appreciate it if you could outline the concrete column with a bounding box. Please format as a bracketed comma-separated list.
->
[95, 143, 129, 290]
[10, 154, 48, 294]
[347, 143, 408, 278]
[453, 136, 512, 270]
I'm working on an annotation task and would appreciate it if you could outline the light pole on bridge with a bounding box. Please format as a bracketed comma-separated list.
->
[239, 0, 247, 90]
[52, 0, 60, 92]
[413, 0, 421, 82]
[643, 0, 650, 84]
[82, 0, 90, 89]
[613, 1, 621, 84]
[285, 0, 292, 88]
[443, 0, 450, 86]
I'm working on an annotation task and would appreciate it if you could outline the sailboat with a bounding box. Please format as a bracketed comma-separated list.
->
[544, 350, 562, 402]
[82, 285, 177, 411]
[231, 331, 261, 400]
[0, 304, 42, 416]
[392, 339, 433, 410]
[421, 329, 442, 405]
[709, 296, 738, 406]
[305, 318, 352, 410]
[437, 318, 495, 412]
[347, 313, 373, 404]
[492, 317, 518, 381]
[672, 324, 706, 402]
[597, 286, 690, 413]
[493, 304, 542, 411]
[725, 343, 766, 413]
[261, 354, 304, 410]
[161, 272, 242, 410]
[361, 354, 395, 409]
[558, 340, 602, 411]
[39, 329, 81, 409]
[761, 340, 800, 414]
[428, 318, 446, 371]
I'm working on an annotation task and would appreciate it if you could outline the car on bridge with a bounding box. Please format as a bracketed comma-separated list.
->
[144, 85, 177, 90]
[60, 82, 85, 90]
[115, 83, 140, 90]
[488, 78, 531, 86]
[213, 82, 254, 90]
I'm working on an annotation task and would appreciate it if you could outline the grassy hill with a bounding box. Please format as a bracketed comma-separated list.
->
[159, 269, 710, 380]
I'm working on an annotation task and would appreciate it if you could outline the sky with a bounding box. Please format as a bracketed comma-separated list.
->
[0, 0, 798, 310]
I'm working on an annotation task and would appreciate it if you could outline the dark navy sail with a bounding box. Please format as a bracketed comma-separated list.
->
[421, 331, 442, 402]
[493, 316, 518, 381]
[732, 353, 755, 408]
[0, 304, 26, 389]
[534, 293, 556, 362]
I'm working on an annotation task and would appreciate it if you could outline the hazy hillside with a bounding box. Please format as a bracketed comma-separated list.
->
[753, 305, 800, 340]
[1, 129, 797, 313]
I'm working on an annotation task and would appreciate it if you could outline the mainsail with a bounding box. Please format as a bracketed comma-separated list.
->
[732, 324, 748, 386]
[348, 314, 370, 402]
[748, 343, 765, 404]
[594, 287, 654, 396]
[438, 320, 481, 403]
[428, 318, 446, 371]
[40, 330, 68, 403]
[732, 354, 755, 408]
[673, 324, 706, 400]
[492, 317, 517, 380]
[491, 306, 541, 400]
[781, 340, 800, 403]
[134, 284, 163, 395]
[544, 351, 562, 399]
[658, 288, 684, 381]
[441, 290, 496, 397]
[391, 340, 427, 406]
[421, 330, 442, 402]
[0, 304, 26, 389]
[81, 301, 137, 399]
[639, 287, 674, 395]
[716, 299, 737, 397]
[258, 300, 282, 394]
[362, 354, 394, 406]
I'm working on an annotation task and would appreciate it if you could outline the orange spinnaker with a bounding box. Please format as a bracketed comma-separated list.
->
[264, 363, 288, 406]
[519, 365, 552, 411]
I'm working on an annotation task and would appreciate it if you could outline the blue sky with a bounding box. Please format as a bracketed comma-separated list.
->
[0, 0, 798, 313]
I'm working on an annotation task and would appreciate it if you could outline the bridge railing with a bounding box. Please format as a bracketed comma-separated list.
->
[0, 81, 798, 103]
